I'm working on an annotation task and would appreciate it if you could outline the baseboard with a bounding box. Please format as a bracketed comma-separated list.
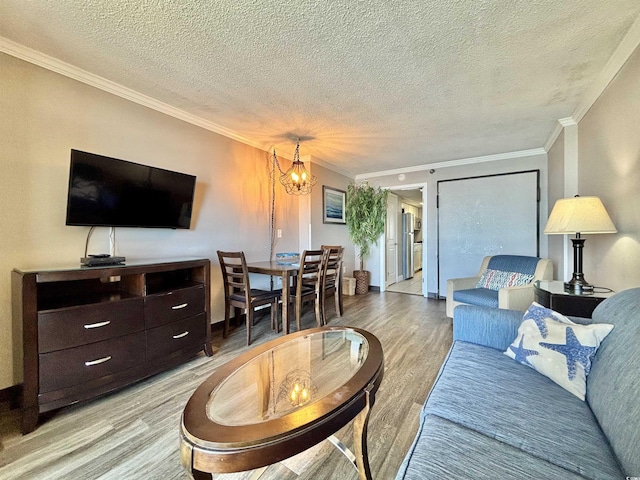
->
[211, 321, 224, 332]
[370, 286, 380, 293]
[0, 384, 21, 411]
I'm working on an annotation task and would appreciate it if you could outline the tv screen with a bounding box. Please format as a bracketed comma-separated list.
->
[65, 150, 196, 229]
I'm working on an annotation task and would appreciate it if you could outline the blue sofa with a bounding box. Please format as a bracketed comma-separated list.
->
[397, 288, 640, 479]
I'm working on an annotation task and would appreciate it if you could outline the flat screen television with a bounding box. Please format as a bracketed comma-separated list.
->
[65, 149, 196, 229]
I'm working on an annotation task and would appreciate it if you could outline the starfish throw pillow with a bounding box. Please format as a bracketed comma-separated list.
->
[504, 302, 614, 400]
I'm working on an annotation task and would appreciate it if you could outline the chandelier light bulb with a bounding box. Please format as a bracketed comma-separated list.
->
[272, 140, 318, 195]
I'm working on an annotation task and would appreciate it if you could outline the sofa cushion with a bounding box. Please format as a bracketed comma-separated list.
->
[476, 269, 534, 290]
[423, 341, 623, 479]
[587, 287, 640, 476]
[396, 414, 590, 480]
[452, 288, 498, 307]
[504, 303, 613, 400]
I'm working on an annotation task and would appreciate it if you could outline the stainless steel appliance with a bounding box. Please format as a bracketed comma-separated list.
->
[402, 212, 415, 279]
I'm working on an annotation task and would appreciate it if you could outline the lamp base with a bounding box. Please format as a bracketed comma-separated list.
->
[565, 236, 594, 295]
[564, 276, 594, 295]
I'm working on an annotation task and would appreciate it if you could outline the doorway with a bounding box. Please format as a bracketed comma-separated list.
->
[385, 187, 425, 296]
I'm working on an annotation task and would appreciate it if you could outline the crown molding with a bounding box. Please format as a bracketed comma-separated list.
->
[0, 37, 264, 151]
[543, 121, 564, 152]
[355, 148, 546, 180]
[544, 117, 577, 151]
[558, 117, 577, 127]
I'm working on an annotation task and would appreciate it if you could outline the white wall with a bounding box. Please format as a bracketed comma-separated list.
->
[0, 53, 305, 389]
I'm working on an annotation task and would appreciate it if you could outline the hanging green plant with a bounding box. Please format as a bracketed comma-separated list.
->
[345, 182, 388, 272]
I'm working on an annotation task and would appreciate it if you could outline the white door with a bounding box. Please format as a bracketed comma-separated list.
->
[386, 193, 398, 287]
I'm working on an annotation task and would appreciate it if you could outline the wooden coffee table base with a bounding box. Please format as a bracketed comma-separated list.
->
[329, 382, 375, 480]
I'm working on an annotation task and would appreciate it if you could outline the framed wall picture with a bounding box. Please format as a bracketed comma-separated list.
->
[323, 186, 347, 224]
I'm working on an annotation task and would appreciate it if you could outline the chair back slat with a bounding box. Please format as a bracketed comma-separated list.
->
[297, 249, 326, 293]
[216, 250, 282, 345]
[217, 250, 251, 301]
[321, 245, 344, 290]
[287, 249, 327, 330]
[320, 245, 345, 324]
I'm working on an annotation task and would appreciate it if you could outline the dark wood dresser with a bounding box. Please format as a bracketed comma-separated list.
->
[12, 258, 212, 434]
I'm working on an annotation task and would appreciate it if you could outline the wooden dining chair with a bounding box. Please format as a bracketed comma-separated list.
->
[288, 249, 327, 332]
[217, 251, 281, 346]
[320, 245, 344, 325]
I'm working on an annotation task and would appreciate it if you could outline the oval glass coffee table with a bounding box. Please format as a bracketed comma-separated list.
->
[180, 326, 384, 479]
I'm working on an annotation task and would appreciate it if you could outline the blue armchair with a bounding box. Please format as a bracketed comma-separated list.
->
[445, 255, 553, 318]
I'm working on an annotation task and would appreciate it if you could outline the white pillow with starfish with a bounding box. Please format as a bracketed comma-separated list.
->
[504, 302, 614, 400]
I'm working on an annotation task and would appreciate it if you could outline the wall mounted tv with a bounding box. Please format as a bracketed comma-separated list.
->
[65, 150, 196, 229]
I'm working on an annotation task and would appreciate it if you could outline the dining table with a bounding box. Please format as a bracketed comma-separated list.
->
[246, 261, 299, 334]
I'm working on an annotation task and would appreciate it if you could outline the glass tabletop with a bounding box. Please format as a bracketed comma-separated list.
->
[535, 280, 614, 298]
[207, 329, 369, 426]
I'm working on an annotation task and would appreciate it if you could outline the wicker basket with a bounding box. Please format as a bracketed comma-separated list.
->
[353, 270, 370, 295]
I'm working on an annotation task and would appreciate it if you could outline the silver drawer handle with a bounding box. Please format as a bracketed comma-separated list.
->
[172, 331, 189, 339]
[84, 320, 111, 329]
[172, 303, 188, 310]
[85, 356, 112, 367]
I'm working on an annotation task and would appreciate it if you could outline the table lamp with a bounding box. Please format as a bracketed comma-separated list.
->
[544, 196, 617, 294]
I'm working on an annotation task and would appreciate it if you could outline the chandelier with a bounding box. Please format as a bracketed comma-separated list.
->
[272, 140, 318, 195]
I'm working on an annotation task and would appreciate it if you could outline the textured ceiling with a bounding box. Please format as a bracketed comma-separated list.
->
[2, 1, 640, 176]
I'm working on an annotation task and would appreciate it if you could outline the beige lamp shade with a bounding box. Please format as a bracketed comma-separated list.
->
[544, 196, 617, 235]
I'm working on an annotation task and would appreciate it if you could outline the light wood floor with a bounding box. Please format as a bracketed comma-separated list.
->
[0, 292, 452, 480]
[386, 271, 423, 296]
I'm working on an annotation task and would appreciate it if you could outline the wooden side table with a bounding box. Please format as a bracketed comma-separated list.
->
[534, 280, 614, 318]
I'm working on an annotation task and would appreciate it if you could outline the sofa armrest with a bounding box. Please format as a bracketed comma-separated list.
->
[453, 305, 524, 351]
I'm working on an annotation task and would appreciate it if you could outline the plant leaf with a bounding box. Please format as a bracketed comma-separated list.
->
[345, 182, 388, 269]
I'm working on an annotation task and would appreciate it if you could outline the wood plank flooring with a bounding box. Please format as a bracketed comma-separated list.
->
[0, 291, 452, 480]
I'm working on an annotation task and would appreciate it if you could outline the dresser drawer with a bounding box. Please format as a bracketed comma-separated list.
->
[144, 285, 205, 328]
[39, 332, 146, 393]
[146, 313, 206, 361]
[38, 298, 145, 353]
